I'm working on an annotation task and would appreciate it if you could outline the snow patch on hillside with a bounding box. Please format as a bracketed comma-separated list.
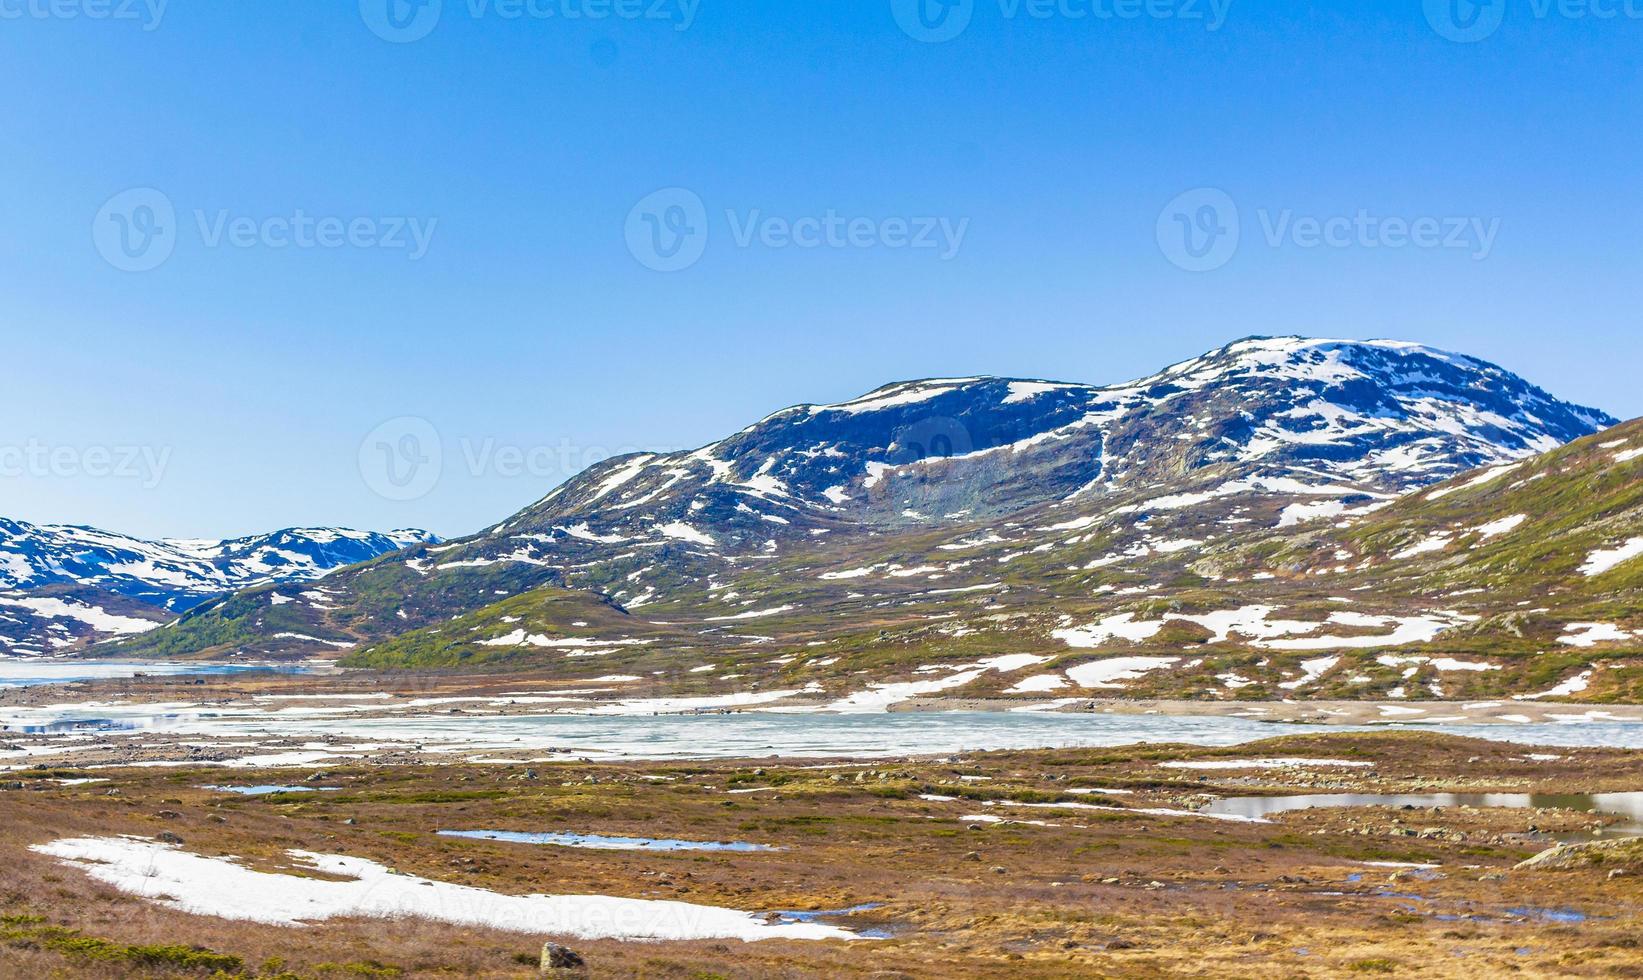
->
[1581, 538, 1643, 577]
[1065, 657, 1180, 689]
[1558, 623, 1635, 648]
[0, 596, 157, 636]
[1053, 606, 1471, 652]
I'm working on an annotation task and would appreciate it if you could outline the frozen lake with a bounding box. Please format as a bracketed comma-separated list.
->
[0, 661, 315, 689]
[8, 702, 1643, 762]
[7, 660, 1643, 763]
[247, 711, 1643, 758]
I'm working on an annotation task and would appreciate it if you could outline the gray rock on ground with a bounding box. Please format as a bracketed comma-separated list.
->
[541, 943, 586, 973]
[1515, 838, 1643, 871]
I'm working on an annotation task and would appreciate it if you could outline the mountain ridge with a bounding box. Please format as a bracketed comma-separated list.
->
[0, 522, 438, 655]
[94, 335, 1627, 696]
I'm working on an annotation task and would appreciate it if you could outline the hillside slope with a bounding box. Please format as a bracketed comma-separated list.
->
[0, 524, 437, 654]
[99, 337, 1626, 704]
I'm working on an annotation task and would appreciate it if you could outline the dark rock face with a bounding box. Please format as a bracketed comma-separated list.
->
[540, 943, 586, 972]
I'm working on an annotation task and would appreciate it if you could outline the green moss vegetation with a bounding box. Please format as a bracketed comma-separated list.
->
[1, 915, 245, 974]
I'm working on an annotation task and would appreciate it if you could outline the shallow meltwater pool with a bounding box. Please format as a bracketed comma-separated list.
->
[437, 830, 779, 852]
[766, 903, 898, 940]
[1202, 791, 1643, 838]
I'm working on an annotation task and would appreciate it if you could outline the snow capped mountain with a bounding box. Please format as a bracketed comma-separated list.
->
[1114, 337, 1610, 484]
[0, 523, 437, 655]
[488, 336, 1614, 555]
[0, 522, 437, 610]
[117, 335, 1617, 666]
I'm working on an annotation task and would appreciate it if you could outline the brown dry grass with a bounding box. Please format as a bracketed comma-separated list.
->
[2, 733, 1641, 977]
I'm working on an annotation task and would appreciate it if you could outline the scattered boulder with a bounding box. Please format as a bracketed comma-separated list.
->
[1515, 838, 1643, 872]
[540, 943, 586, 973]
[156, 832, 185, 846]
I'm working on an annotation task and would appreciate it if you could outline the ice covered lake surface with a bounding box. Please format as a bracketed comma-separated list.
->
[0, 661, 315, 689]
[7, 661, 1643, 760]
[10, 704, 1643, 761]
[278, 712, 1643, 758]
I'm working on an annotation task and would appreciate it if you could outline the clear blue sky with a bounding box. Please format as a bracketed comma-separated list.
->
[3, 0, 1639, 540]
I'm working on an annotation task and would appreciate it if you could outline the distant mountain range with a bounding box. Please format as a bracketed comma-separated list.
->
[0, 524, 436, 655]
[85, 336, 1643, 703]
